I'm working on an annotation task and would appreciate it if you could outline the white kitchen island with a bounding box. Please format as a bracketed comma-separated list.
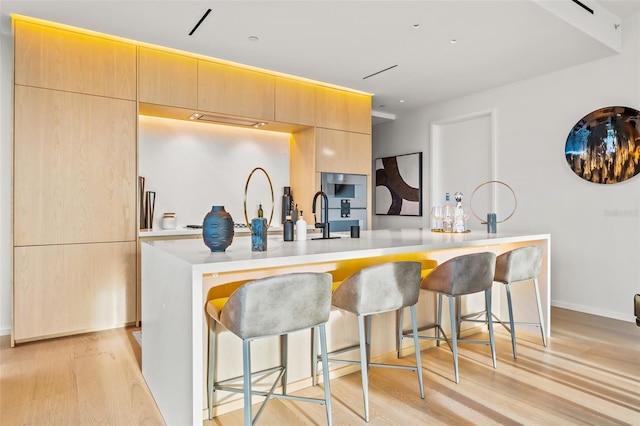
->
[141, 228, 550, 425]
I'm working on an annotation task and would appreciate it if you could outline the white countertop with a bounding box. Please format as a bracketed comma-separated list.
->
[142, 228, 550, 274]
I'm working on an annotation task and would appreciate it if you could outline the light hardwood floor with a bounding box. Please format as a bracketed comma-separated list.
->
[1, 307, 639, 425]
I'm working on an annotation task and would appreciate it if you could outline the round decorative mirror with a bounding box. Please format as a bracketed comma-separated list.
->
[565, 106, 640, 184]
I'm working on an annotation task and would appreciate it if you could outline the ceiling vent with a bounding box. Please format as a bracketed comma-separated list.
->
[571, 0, 594, 14]
[189, 9, 212, 35]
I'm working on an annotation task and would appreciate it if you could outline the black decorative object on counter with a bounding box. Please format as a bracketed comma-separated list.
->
[281, 186, 293, 225]
[283, 216, 294, 241]
[203, 206, 234, 252]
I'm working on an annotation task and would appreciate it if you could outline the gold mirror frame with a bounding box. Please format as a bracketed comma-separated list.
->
[243, 167, 275, 232]
[470, 180, 517, 224]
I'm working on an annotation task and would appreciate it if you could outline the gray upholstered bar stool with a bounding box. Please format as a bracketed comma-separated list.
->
[404, 252, 497, 384]
[206, 272, 333, 426]
[493, 245, 547, 358]
[313, 261, 425, 423]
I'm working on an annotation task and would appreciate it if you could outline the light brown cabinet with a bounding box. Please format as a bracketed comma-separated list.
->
[139, 47, 198, 109]
[13, 242, 136, 342]
[198, 60, 275, 120]
[14, 86, 137, 247]
[275, 77, 316, 126]
[14, 20, 136, 100]
[13, 19, 138, 344]
[316, 128, 372, 175]
[316, 86, 371, 134]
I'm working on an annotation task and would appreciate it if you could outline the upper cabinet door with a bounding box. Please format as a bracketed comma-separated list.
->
[275, 77, 316, 126]
[14, 86, 137, 246]
[14, 20, 136, 100]
[198, 60, 275, 120]
[139, 47, 198, 109]
[316, 87, 371, 134]
[316, 128, 372, 175]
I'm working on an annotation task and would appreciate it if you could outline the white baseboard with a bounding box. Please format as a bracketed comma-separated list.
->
[551, 301, 635, 323]
[0, 326, 11, 336]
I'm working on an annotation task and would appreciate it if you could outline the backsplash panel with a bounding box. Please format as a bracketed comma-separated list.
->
[139, 115, 290, 229]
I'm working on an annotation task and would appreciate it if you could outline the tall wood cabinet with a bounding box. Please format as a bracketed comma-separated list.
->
[290, 87, 373, 226]
[12, 19, 137, 343]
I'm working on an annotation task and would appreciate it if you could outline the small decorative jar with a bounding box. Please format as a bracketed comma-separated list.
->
[203, 206, 234, 252]
[162, 212, 177, 229]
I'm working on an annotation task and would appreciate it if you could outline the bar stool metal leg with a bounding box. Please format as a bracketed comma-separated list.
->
[208, 321, 216, 420]
[486, 289, 497, 368]
[448, 296, 459, 384]
[505, 283, 517, 358]
[318, 324, 333, 426]
[312, 327, 319, 387]
[242, 339, 252, 426]
[409, 305, 425, 398]
[358, 315, 370, 422]
[533, 278, 547, 347]
[437, 294, 443, 347]
[281, 334, 288, 395]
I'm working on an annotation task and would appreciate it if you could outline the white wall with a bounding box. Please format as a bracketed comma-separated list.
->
[139, 116, 290, 230]
[373, 13, 640, 322]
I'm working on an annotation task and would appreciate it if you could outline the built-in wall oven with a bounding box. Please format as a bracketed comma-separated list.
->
[321, 173, 367, 232]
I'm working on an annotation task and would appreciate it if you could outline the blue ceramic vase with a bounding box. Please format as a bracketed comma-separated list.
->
[203, 206, 234, 252]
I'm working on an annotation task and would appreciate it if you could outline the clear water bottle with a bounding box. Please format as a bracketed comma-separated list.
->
[443, 192, 454, 232]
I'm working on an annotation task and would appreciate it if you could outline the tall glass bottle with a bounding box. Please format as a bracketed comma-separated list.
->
[443, 192, 454, 232]
[453, 192, 466, 232]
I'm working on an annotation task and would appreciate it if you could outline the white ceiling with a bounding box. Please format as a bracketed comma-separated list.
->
[2, 1, 639, 124]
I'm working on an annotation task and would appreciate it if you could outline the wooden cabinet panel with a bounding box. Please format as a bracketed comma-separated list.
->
[139, 47, 198, 109]
[14, 20, 136, 100]
[13, 86, 65, 246]
[275, 77, 315, 126]
[14, 86, 136, 246]
[289, 128, 318, 225]
[316, 128, 372, 175]
[198, 60, 275, 120]
[316, 86, 371, 134]
[13, 242, 137, 342]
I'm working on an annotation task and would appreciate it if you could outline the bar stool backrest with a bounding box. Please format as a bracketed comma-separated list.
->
[220, 272, 332, 339]
[332, 261, 422, 315]
[495, 246, 543, 284]
[422, 252, 496, 296]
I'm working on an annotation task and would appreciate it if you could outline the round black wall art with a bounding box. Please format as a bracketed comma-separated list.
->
[565, 106, 640, 184]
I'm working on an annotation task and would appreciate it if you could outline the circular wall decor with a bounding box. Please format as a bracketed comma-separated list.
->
[565, 106, 640, 184]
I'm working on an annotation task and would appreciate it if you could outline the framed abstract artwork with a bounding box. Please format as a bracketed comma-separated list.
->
[565, 106, 640, 184]
[375, 152, 422, 216]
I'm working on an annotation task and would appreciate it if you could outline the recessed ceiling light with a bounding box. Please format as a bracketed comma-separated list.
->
[412, 24, 421, 29]
[248, 36, 259, 42]
[450, 39, 458, 44]
[399, 100, 405, 103]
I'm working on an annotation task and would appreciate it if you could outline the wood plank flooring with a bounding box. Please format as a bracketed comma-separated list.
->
[1, 307, 639, 425]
